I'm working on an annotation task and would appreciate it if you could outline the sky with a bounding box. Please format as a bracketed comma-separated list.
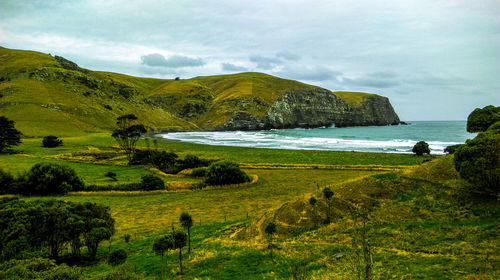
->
[1, 0, 499, 121]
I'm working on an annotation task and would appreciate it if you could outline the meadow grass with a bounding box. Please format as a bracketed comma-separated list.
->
[2, 132, 497, 279]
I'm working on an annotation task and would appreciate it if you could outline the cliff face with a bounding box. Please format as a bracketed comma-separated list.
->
[334, 94, 400, 127]
[216, 89, 400, 130]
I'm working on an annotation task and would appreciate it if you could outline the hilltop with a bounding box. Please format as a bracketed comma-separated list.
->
[0, 47, 399, 136]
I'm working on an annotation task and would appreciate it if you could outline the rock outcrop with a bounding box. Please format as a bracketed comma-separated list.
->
[215, 88, 400, 131]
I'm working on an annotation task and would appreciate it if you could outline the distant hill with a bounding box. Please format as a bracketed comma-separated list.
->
[0, 47, 400, 136]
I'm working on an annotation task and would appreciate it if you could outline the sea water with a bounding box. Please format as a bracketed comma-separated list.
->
[159, 121, 476, 155]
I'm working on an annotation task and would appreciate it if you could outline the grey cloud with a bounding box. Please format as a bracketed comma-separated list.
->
[221, 62, 248, 72]
[249, 55, 282, 70]
[276, 52, 300, 61]
[141, 53, 205, 68]
[342, 77, 400, 89]
[342, 72, 400, 88]
[278, 66, 342, 82]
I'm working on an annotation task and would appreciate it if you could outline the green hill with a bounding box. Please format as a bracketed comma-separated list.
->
[0, 47, 399, 136]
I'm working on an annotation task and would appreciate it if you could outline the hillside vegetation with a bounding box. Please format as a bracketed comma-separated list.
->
[0, 47, 398, 136]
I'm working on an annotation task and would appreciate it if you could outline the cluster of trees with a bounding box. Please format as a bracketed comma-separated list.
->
[153, 212, 193, 278]
[0, 197, 115, 261]
[0, 163, 84, 195]
[454, 105, 499, 197]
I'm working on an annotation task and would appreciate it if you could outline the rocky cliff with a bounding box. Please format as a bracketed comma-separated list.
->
[215, 88, 400, 130]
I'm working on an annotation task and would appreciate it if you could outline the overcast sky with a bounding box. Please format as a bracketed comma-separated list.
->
[1, 0, 499, 120]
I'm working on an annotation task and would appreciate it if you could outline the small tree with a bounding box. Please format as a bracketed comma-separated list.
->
[265, 222, 277, 260]
[0, 116, 22, 153]
[412, 141, 430, 156]
[42, 136, 63, 148]
[104, 172, 118, 181]
[123, 234, 131, 243]
[112, 114, 146, 162]
[179, 212, 193, 253]
[322, 187, 334, 223]
[153, 235, 174, 280]
[173, 231, 187, 274]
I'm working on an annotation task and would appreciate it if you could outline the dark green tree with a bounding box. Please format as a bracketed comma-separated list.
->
[21, 163, 84, 195]
[80, 202, 115, 260]
[322, 187, 334, 223]
[179, 212, 193, 253]
[265, 222, 277, 260]
[42, 136, 63, 148]
[466, 105, 500, 133]
[153, 235, 174, 280]
[172, 231, 187, 274]
[412, 141, 430, 156]
[309, 197, 318, 227]
[112, 114, 146, 162]
[205, 161, 250, 186]
[0, 116, 21, 153]
[140, 174, 164, 190]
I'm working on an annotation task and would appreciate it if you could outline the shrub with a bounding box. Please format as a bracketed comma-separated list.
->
[205, 161, 250, 186]
[140, 174, 164, 190]
[412, 141, 430, 156]
[108, 249, 127, 266]
[466, 105, 500, 133]
[190, 167, 207, 177]
[454, 131, 499, 197]
[104, 171, 118, 181]
[42, 136, 63, 147]
[0, 169, 16, 194]
[444, 144, 461, 154]
[20, 163, 84, 195]
[123, 234, 131, 243]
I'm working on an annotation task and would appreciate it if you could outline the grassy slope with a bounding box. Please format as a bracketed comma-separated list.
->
[1, 47, 372, 136]
[333, 91, 373, 107]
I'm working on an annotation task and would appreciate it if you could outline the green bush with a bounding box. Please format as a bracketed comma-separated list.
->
[412, 141, 430, 156]
[42, 135, 63, 147]
[108, 249, 127, 266]
[190, 167, 207, 177]
[0, 258, 83, 280]
[140, 174, 164, 190]
[205, 161, 250, 186]
[466, 105, 500, 133]
[0, 169, 16, 194]
[20, 163, 84, 195]
[444, 144, 461, 154]
[454, 131, 499, 197]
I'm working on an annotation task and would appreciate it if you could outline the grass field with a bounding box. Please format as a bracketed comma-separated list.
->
[1, 133, 498, 279]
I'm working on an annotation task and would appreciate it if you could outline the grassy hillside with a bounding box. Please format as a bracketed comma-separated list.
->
[1, 47, 378, 136]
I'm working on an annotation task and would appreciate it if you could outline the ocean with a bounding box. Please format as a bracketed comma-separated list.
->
[158, 121, 476, 155]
